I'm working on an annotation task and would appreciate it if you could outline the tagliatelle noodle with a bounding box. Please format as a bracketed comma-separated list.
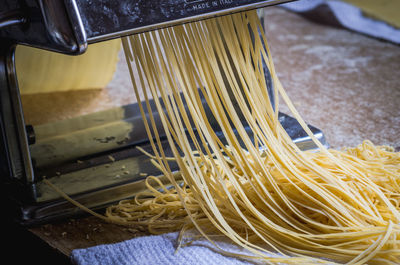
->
[48, 10, 400, 265]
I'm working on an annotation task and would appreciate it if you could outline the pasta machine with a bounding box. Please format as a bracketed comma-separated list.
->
[0, 0, 327, 225]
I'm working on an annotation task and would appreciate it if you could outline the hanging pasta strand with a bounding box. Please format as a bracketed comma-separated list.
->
[102, 11, 400, 265]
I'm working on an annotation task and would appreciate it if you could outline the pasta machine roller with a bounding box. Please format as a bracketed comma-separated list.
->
[0, 0, 327, 225]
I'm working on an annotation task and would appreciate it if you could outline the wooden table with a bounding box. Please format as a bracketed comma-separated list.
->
[6, 6, 400, 264]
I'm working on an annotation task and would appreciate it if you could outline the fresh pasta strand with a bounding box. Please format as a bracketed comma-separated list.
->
[99, 10, 400, 265]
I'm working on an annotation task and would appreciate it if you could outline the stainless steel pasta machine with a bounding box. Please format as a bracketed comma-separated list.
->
[0, 0, 327, 225]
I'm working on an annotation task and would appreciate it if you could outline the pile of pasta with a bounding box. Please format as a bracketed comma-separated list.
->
[86, 10, 400, 264]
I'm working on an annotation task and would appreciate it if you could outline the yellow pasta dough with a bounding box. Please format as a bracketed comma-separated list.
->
[15, 39, 121, 94]
[342, 0, 400, 28]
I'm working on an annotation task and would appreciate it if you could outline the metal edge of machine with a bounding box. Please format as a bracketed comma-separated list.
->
[77, 0, 295, 44]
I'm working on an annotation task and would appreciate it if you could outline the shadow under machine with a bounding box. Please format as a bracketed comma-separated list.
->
[0, 0, 327, 225]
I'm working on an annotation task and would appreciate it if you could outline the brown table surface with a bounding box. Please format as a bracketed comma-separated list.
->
[12, 6, 400, 264]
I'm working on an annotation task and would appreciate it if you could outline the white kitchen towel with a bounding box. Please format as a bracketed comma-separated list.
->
[281, 0, 400, 44]
[70, 232, 270, 265]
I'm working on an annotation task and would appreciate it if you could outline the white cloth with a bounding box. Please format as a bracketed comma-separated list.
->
[281, 0, 400, 44]
[71, 232, 263, 265]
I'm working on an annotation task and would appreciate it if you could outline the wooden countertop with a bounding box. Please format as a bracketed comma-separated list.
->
[10, 6, 400, 264]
